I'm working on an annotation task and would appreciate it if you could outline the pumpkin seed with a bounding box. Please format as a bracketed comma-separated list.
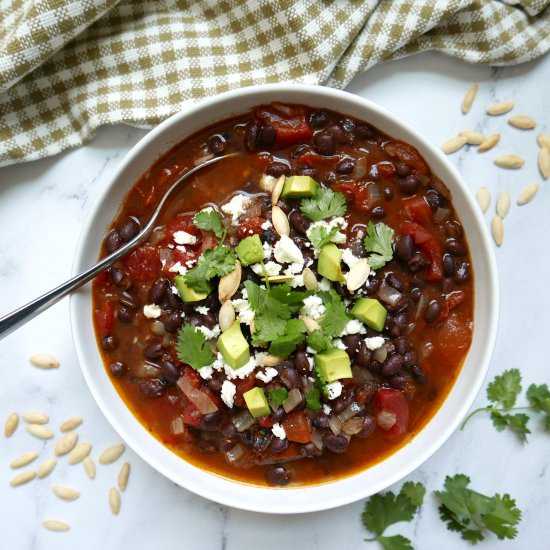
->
[219, 301, 236, 332]
[53, 485, 80, 501]
[83, 457, 96, 480]
[37, 458, 57, 479]
[118, 462, 130, 491]
[258, 354, 284, 367]
[459, 130, 485, 145]
[302, 267, 318, 291]
[22, 412, 49, 424]
[494, 154, 524, 169]
[99, 443, 125, 465]
[59, 417, 82, 432]
[262, 274, 294, 283]
[10, 451, 39, 469]
[517, 183, 540, 205]
[67, 442, 91, 464]
[441, 135, 467, 154]
[300, 316, 320, 333]
[461, 84, 478, 114]
[55, 432, 78, 456]
[42, 519, 69, 532]
[26, 424, 53, 440]
[536, 133, 550, 149]
[539, 147, 550, 179]
[478, 133, 500, 153]
[271, 205, 290, 236]
[4, 412, 19, 437]
[491, 215, 504, 247]
[508, 115, 536, 130]
[29, 353, 59, 369]
[218, 261, 242, 303]
[271, 175, 286, 205]
[476, 187, 491, 213]
[346, 259, 371, 292]
[496, 191, 511, 219]
[10, 470, 36, 487]
[109, 487, 121, 515]
[486, 101, 514, 115]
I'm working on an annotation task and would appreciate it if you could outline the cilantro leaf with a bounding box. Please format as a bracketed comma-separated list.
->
[176, 323, 214, 370]
[490, 411, 530, 443]
[487, 368, 522, 409]
[363, 221, 394, 270]
[307, 223, 340, 249]
[376, 535, 414, 550]
[270, 319, 307, 357]
[435, 474, 521, 545]
[305, 388, 321, 411]
[254, 316, 287, 344]
[318, 289, 349, 337]
[268, 388, 288, 410]
[526, 383, 550, 430]
[307, 328, 333, 353]
[184, 244, 236, 293]
[193, 209, 225, 239]
[300, 186, 347, 222]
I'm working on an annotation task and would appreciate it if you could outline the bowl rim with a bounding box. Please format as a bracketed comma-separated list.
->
[70, 83, 499, 514]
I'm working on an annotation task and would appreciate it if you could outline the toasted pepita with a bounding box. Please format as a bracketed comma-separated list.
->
[478, 133, 500, 153]
[517, 183, 540, 206]
[459, 130, 485, 145]
[508, 115, 536, 129]
[60, 417, 82, 432]
[10, 470, 36, 487]
[67, 442, 91, 465]
[302, 267, 318, 291]
[26, 424, 53, 440]
[487, 101, 514, 115]
[10, 451, 39, 469]
[53, 485, 80, 501]
[218, 261, 242, 303]
[55, 432, 78, 456]
[83, 457, 96, 480]
[491, 215, 504, 247]
[496, 191, 511, 219]
[271, 175, 286, 205]
[118, 462, 130, 492]
[29, 353, 59, 369]
[441, 135, 467, 154]
[4, 412, 19, 437]
[42, 520, 69, 532]
[219, 301, 236, 332]
[22, 412, 49, 424]
[258, 354, 284, 367]
[476, 187, 491, 213]
[461, 84, 478, 114]
[109, 487, 121, 515]
[262, 274, 294, 283]
[536, 133, 550, 149]
[300, 316, 320, 333]
[37, 458, 57, 479]
[346, 259, 371, 291]
[99, 443, 125, 465]
[271, 205, 290, 236]
[539, 147, 550, 179]
[494, 154, 524, 169]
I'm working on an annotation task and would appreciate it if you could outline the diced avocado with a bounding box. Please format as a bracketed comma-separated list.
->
[281, 175, 319, 199]
[236, 234, 264, 266]
[315, 349, 352, 383]
[217, 320, 250, 369]
[243, 387, 271, 418]
[351, 298, 387, 332]
[317, 243, 345, 282]
[174, 275, 210, 302]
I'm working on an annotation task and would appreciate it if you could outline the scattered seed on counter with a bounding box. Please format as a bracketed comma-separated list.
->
[59, 417, 82, 432]
[67, 442, 92, 465]
[508, 115, 536, 130]
[4, 413, 19, 437]
[461, 84, 478, 114]
[10, 451, 39, 469]
[82, 457, 96, 480]
[478, 133, 500, 153]
[491, 215, 504, 247]
[26, 424, 54, 440]
[42, 519, 70, 532]
[10, 470, 36, 487]
[118, 462, 130, 491]
[494, 154, 525, 169]
[459, 130, 485, 145]
[22, 412, 49, 424]
[37, 458, 57, 479]
[441, 135, 467, 154]
[496, 191, 511, 219]
[476, 187, 491, 213]
[55, 432, 78, 456]
[99, 443, 125, 465]
[539, 147, 550, 179]
[29, 354, 59, 369]
[52, 485, 80, 501]
[486, 101, 514, 115]
[109, 487, 121, 515]
[517, 183, 540, 205]
[537, 133, 550, 149]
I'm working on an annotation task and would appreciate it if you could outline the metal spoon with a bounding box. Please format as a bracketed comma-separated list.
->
[0, 152, 238, 340]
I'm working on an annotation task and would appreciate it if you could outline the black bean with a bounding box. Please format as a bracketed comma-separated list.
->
[301, 442, 322, 457]
[162, 290, 183, 313]
[281, 368, 302, 390]
[395, 336, 408, 355]
[265, 465, 290, 486]
[150, 278, 169, 305]
[110, 267, 126, 286]
[425, 300, 441, 323]
[161, 360, 180, 384]
[201, 312, 217, 329]
[356, 416, 376, 438]
[207, 134, 226, 155]
[312, 413, 330, 429]
[356, 341, 373, 368]
[119, 291, 138, 310]
[382, 354, 404, 377]
[411, 364, 426, 383]
[341, 118, 355, 132]
[386, 273, 404, 292]
[323, 434, 349, 453]
[403, 350, 417, 367]
[320, 171, 336, 186]
[101, 335, 117, 351]
[289, 211, 310, 236]
[410, 287, 422, 302]
[384, 187, 394, 201]
[369, 164, 380, 180]
[186, 313, 202, 327]
[139, 379, 164, 397]
[455, 261, 471, 283]
[408, 252, 430, 273]
[266, 161, 290, 178]
[332, 395, 349, 414]
[395, 162, 412, 177]
[336, 157, 355, 174]
[120, 219, 140, 242]
[105, 230, 123, 253]
[270, 437, 290, 454]
[390, 375, 407, 389]
[358, 381, 379, 404]
[272, 407, 286, 422]
[109, 361, 127, 377]
[222, 423, 238, 438]
[342, 334, 361, 358]
[393, 312, 409, 328]
[445, 219, 463, 239]
[294, 351, 310, 375]
[309, 111, 330, 129]
[219, 438, 236, 452]
[244, 121, 259, 150]
[395, 234, 414, 262]
[445, 238, 467, 257]
[144, 342, 163, 360]
[208, 377, 223, 393]
[371, 206, 386, 219]
[117, 305, 134, 323]
[163, 312, 183, 333]
[425, 189, 441, 212]
[399, 175, 420, 195]
[366, 277, 381, 296]
[442, 253, 455, 277]
[354, 124, 376, 140]
[276, 199, 291, 214]
[313, 131, 336, 156]
[258, 125, 276, 147]
[201, 411, 224, 431]
[327, 123, 347, 143]
[297, 165, 317, 178]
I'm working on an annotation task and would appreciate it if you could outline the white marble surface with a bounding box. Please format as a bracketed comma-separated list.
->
[1, 51, 549, 549]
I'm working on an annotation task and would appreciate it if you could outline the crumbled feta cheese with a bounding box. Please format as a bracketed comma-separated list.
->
[143, 304, 161, 319]
[259, 174, 277, 192]
[221, 193, 251, 224]
[263, 241, 273, 260]
[271, 423, 287, 440]
[221, 380, 237, 408]
[288, 273, 304, 288]
[251, 260, 282, 277]
[173, 230, 197, 245]
[197, 325, 221, 340]
[285, 262, 304, 274]
[342, 248, 361, 269]
[364, 336, 385, 351]
[198, 366, 213, 380]
[224, 355, 258, 380]
[322, 404, 332, 415]
[307, 346, 318, 354]
[232, 297, 255, 325]
[261, 220, 272, 230]
[256, 367, 278, 383]
[168, 261, 187, 275]
[307, 356, 314, 371]
[274, 235, 304, 265]
[319, 278, 332, 291]
[176, 245, 187, 253]
[201, 206, 214, 213]
[196, 306, 209, 315]
[326, 381, 343, 400]
[300, 295, 326, 320]
[171, 285, 179, 294]
[332, 338, 347, 350]
[340, 319, 366, 336]
[306, 218, 348, 252]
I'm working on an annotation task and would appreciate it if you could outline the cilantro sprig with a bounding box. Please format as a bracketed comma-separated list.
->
[307, 223, 341, 249]
[362, 481, 426, 550]
[176, 323, 214, 370]
[435, 474, 521, 544]
[363, 221, 394, 270]
[184, 244, 236, 294]
[461, 368, 550, 442]
[268, 388, 288, 410]
[306, 289, 349, 352]
[193, 209, 225, 240]
[300, 186, 347, 222]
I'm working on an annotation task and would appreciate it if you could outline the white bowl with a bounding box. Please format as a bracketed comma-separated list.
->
[71, 84, 498, 514]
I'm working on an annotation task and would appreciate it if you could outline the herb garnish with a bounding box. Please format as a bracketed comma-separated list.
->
[193, 209, 225, 240]
[184, 244, 237, 294]
[269, 319, 307, 357]
[268, 388, 288, 410]
[300, 186, 347, 221]
[306, 289, 350, 352]
[305, 388, 321, 411]
[176, 323, 214, 370]
[307, 223, 341, 249]
[363, 221, 394, 270]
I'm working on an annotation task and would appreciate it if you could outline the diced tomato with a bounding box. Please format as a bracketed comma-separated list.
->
[437, 311, 473, 364]
[439, 290, 466, 320]
[374, 388, 409, 440]
[182, 366, 201, 388]
[377, 161, 396, 179]
[238, 216, 266, 239]
[123, 245, 161, 283]
[273, 442, 301, 461]
[182, 402, 201, 426]
[94, 300, 114, 338]
[355, 186, 373, 212]
[332, 181, 361, 204]
[234, 374, 256, 408]
[255, 106, 313, 148]
[400, 221, 443, 281]
[402, 196, 432, 225]
[164, 215, 202, 248]
[94, 270, 110, 286]
[298, 151, 338, 168]
[282, 410, 312, 444]
[384, 141, 429, 175]
[258, 415, 275, 428]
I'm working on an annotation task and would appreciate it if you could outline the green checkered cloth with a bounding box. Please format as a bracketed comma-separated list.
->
[1, 0, 549, 167]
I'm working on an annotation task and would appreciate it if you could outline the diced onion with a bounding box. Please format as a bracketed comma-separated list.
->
[283, 388, 303, 413]
[151, 320, 166, 336]
[337, 402, 362, 423]
[193, 153, 214, 166]
[170, 416, 186, 435]
[342, 417, 365, 436]
[159, 248, 173, 265]
[376, 409, 397, 431]
[133, 361, 161, 379]
[224, 443, 246, 465]
[373, 345, 388, 363]
[328, 415, 342, 435]
[368, 183, 382, 203]
[415, 293, 428, 320]
[149, 227, 166, 246]
[272, 102, 294, 116]
[377, 282, 403, 307]
[434, 207, 451, 222]
[352, 157, 367, 179]
[420, 341, 434, 361]
[310, 429, 324, 451]
[177, 375, 218, 414]
[231, 410, 255, 432]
